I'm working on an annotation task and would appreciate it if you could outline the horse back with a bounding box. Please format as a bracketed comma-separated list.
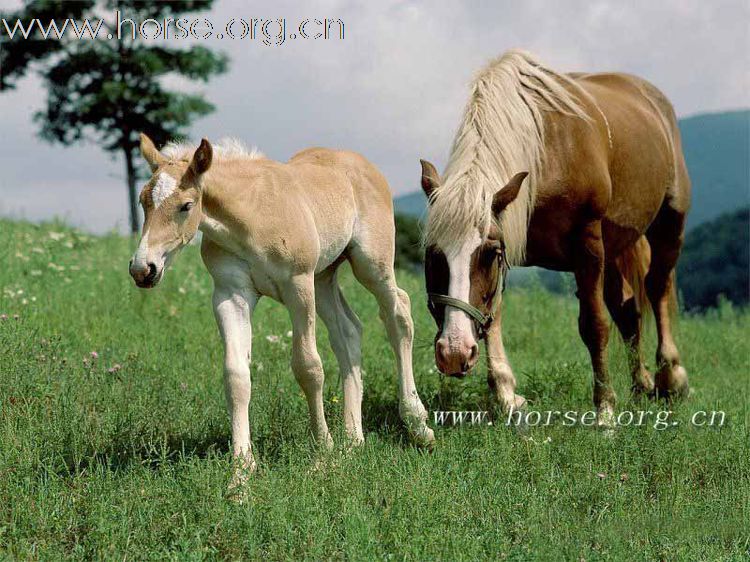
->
[289, 146, 396, 228]
[525, 72, 689, 267]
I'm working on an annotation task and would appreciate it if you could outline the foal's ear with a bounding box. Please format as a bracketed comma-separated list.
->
[189, 138, 213, 177]
[420, 159, 441, 200]
[140, 133, 165, 172]
[491, 172, 528, 216]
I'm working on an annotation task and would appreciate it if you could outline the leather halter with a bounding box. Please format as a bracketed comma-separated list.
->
[428, 246, 510, 339]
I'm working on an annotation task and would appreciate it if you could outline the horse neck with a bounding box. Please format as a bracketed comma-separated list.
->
[197, 166, 253, 255]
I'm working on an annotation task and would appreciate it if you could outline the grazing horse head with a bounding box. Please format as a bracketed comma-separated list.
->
[129, 134, 212, 288]
[421, 159, 527, 376]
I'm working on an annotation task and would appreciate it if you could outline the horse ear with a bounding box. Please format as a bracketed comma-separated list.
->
[420, 159, 441, 199]
[189, 138, 213, 177]
[492, 172, 528, 216]
[140, 133, 165, 172]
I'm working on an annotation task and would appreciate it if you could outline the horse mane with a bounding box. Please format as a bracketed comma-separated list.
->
[161, 137, 264, 162]
[424, 49, 593, 265]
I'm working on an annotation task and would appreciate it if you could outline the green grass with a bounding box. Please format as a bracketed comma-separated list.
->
[1, 219, 748, 560]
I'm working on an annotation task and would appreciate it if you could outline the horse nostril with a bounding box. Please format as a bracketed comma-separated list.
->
[146, 262, 157, 281]
[435, 340, 450, 370]
[469, 344, 479, 364]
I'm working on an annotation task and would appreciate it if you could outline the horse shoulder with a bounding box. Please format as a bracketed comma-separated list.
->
[200, 237, 252, 290]
[542, 110, 612, 216]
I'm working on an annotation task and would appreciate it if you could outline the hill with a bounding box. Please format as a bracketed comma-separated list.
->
[394, 110, 750, 230]
[680, 110, 750, 228]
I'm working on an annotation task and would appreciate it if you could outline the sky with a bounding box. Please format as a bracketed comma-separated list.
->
[1, 0, 748, 233]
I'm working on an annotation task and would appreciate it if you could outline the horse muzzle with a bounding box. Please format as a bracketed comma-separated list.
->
[435, 338, 479, 377]
[129, 260, 162, 288]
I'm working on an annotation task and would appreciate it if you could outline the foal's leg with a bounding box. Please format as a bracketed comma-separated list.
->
[348, 249, 435, 447]
[315, 268, 365, 444]
[212, 284, 257, 487]
[285, 274, 333, 449]
[645, 205, 689, 399]
[574, 221, 616, 428]
[485, 299, 526, 413]
[603, 262, 654, 395]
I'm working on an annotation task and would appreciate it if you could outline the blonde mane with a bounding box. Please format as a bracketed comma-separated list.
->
[424, 49, 593, 265]
[162, 137, 264, 162]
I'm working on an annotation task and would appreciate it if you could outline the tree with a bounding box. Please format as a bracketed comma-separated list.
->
[394, 213, 424, 271]
[677, 207, 749, 311]
[0, 0, 228, 233]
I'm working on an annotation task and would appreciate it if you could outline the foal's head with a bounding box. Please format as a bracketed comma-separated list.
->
[129, 134, 212, 288]
[420, 159, 527, 376]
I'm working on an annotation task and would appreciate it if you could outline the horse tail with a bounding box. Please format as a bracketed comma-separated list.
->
[615, 236, 652, 329]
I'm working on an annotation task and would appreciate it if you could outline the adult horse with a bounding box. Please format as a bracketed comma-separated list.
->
[420, 50, 690, 427]
[129, 135, 434, 487]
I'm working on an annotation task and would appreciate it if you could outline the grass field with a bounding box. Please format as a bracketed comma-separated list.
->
[1, 219, 748, 560]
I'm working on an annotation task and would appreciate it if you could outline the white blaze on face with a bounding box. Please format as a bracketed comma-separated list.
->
[151, 172, 178, 209]
[440, 231, 482, 350]
[131, 229, 157, 269]
[131, 172, 177, 269]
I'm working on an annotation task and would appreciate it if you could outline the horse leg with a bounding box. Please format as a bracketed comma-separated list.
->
[645, 205, 689, 399]
[603, 261, 654, 395]
[348, 246, 435, 447]
[574, 220, 616, 428]
[285, 274, 333, 449]
[315, 268, 365, 445]
[212, 283, 257, 492]
[485, 299, 526, 413]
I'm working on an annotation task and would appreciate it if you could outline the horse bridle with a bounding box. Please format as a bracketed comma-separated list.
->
[427, 245, 510, 340]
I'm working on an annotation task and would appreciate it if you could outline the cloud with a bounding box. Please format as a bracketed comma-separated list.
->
[1, 0, 748, 232]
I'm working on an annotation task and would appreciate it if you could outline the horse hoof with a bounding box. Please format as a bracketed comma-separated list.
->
[596, 404, 616, 436]
[226, 460, 256, 503]
[226, 484, 250, 504]
[631, 369, 655, 397]
[506, 396, 530, 435]
[343, 435, 365, 452]
[313, 433, 334, 452]
[411, 425, 436, 450]
[654, 365, 689, 400]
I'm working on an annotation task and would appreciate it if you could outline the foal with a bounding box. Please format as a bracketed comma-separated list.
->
[129, 135, 434, 484]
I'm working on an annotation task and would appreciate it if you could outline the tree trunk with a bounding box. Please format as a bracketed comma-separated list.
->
[124, 147, 140, 234]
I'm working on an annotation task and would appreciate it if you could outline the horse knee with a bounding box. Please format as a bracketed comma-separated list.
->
[392, 288, 414, 334]
[224, 356, 251, 403]
[578, 306, 609, 352]
[291, 350, 324, 391]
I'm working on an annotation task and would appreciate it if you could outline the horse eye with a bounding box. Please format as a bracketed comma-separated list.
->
[180, 202, 194, 213]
